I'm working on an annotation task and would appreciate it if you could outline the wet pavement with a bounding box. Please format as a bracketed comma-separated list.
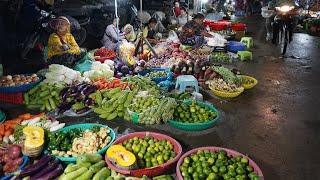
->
[1, 16, 320, 179]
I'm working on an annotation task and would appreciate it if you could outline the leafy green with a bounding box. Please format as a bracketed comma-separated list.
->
[213, 66, 241, 85]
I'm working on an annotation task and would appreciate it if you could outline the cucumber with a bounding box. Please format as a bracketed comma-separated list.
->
[89, 160, 105, 173]
[106, 112, 117, 120]
[24, 93, 30, 105]
[92, 167, 111, 180]
[74, 169, 94, 180]
[60, 167, 88, 180]
[39, 90, 50, 97]
[76, 154, 102, 164]
[64, 164, 80, 174]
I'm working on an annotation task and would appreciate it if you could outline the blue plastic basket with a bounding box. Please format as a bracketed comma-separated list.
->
[0, 155, 29, 180]
[144, 68, 173, 84]
[226, 41, 247, 53]
[49, 123, 116, 163]
[168, 100, 220, 131]
[0, 76, 43, 93]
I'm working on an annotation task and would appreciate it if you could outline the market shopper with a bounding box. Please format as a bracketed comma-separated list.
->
[177, 7, 191, 26]
[47, 16, 83, 68]
[102, 17, 121, 50]
[179, 13, 212, 49]
[123, 24, 137, 43]
[173, 1, 182, 17]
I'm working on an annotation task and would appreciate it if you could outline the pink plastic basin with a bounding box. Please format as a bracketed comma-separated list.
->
[176, 146, 264, 180]
[105, 131, 182, 177]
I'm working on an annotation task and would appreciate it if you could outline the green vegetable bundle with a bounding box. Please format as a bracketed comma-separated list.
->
[92, 87, 135, 120]
[24, 82, 65, 111]
[213, 66, 241, 85]
[210, 52, 232, 63]
[122, 76, 160, 96]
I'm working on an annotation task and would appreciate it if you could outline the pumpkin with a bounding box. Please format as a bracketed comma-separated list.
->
[106, 145, 137, 169]
[23, 126, 44, 148]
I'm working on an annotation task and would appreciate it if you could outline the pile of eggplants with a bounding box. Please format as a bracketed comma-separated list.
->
[18, 155, 64, 180]
[58, 82, 97, 114]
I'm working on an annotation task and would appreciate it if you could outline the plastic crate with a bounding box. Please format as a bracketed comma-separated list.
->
[176, 147, 264, 180]
[210, 23, 227, 31]
[231, 23, 247, 31]
[105, 131, 183, 178]
[0, 92, 24, 104]
[226, 41, 247, 53]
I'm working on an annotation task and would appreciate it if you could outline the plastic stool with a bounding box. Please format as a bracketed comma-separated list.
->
[175, 75, 199, 93]
[240, 37, 253, 48]
[237, 51, 252, 61]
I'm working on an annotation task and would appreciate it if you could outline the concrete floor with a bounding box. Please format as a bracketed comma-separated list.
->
[1, 16, 320, 179]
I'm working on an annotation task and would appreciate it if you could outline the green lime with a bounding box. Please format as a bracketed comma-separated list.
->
[219, 166, 227, 174]
[246, 165, 253, 172]
[188, 167, 194, 174]
[217, 153, 226, 160]
[151, 158, 157, 163]
[181, 170, 188, 177]
[236, 167, 245, 175]
[184, 175, 192, 180]
[228, 170, 237, 177]
[198, 173, 206, 179]
[207, 173, 218, 180]
[223, 173, 231, 179]
[192, 155, 199, 162]
[202, 161, 209, 168]
[199, 156, 206, 162]
[203, 167, 211, 175]
[192, 172, 199, 179]
[211, 166, 219, 173]
[215, 159, 224, 167]
[196, 165, 203, 174]
[236, 157, 242, 162]
[163, 155, 169, 161]
[180, 166, 188, 172]
[241, 157, 249, 164]
[138, 152, 144, 158]
[184, 157, 191, 164]
[146, 161, 152, 168]
[208, 157, 215, 165]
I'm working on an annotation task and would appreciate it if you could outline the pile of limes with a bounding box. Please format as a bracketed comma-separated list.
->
[122, 136, 176, 168]
[179, 150, 260, 180]
[173, 102, 217, 123]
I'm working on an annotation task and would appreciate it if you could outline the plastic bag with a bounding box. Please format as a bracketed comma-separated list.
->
[167, 30, 180, 43]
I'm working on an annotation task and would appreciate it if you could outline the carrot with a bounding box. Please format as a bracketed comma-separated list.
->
[0, 124, 5, 136]
[4, 129, 13, 137]
[18, 113, 32, 120]
[5, 118, 22, 124]
[31, 112, 45, 119]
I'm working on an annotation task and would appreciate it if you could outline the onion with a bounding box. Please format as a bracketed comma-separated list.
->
[8, 145, 21, 159]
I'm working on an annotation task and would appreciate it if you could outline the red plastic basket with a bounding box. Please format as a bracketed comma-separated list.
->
[210, 23, 227, 31]
[217, 20, 232, 26]
[105, 131, 183, 177]
[232, 23, 247, 31]
[0, 92, 24, 104]
[176, 146, 264, 180]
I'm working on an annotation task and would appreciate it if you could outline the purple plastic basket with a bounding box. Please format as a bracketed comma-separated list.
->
[176, 146, 264, 180]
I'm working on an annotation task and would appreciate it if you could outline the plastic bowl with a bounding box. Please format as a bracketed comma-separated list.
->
[168, 100, 220, 131]
[0, 76, 43, 93]
[209, 84, 244, 98]
[50, 123, 115, 163]
[176, 147, 264, 180]
[105, 131, 182, 177]
[240, 75, 258, 90]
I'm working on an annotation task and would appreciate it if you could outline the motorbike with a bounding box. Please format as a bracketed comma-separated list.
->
[273, 5, 297, 55]
[20, 10, 89, 59]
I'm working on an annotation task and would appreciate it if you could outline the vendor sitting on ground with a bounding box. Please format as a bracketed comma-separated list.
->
[179, 13, 212, 48]
[143, 18, 159, 45]
[47, 16, 83, 68]
[102, 17, 121, 50]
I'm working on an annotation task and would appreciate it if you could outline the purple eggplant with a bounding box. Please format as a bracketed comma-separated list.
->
[18, 155, 52, 178]
[59, 87, 69, 97]
[30, 159, 60, 180]
[37, 164, 63, 180]
[81, 85, 97, 96]
[76, 107, 91, 114]
[58, 102, 73, 114]
[84, 98, 94, 107]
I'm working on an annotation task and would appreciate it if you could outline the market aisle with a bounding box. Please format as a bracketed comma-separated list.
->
[1, 16, 319, 180]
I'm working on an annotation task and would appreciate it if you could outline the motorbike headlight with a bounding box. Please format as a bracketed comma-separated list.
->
[276, 5, 295, 13]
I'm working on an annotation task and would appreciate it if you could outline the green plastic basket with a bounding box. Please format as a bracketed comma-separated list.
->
[168, 100, 220, 131]
[50, 123, 116, 163]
